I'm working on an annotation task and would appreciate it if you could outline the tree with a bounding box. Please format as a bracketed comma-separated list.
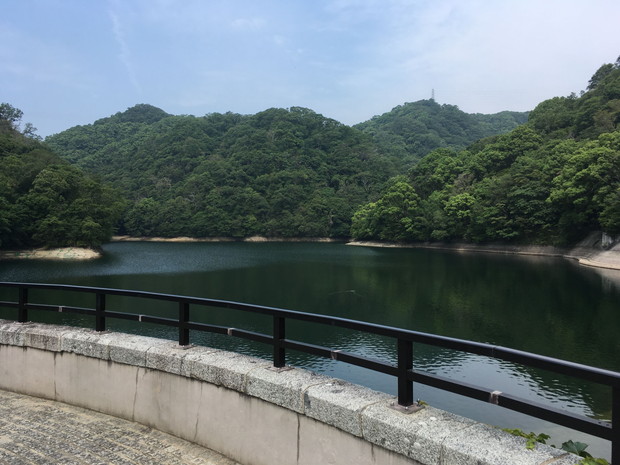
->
[0, 103, 23, 130]
[547, 133, 620, 242]
[588, 64, 615, 91]
[444, 193, 476, 239]
[47, 104, 395, 239]
[351, 176, 423, 241]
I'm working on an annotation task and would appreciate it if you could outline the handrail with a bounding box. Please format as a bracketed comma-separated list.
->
[0, 281, 618, 462]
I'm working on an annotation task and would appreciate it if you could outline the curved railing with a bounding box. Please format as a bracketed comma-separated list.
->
[0, 281, 618, 463]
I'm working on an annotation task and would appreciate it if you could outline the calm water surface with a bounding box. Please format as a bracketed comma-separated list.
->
[1, 241, 618, 458]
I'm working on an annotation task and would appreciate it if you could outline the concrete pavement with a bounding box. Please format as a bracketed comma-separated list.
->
[0, 389, 240, 465]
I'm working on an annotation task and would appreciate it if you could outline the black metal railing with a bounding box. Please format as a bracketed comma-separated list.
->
[0, 281, 618, 463]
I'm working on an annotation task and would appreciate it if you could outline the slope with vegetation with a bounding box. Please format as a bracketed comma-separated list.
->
[47, 106, 396, 238]
[351, 57, 620, 246]
[355, 99, 527, 166]
[46, 102, 526, 240]
[0, 104, 124, 250]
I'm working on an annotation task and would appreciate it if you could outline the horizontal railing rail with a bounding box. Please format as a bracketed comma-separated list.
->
[0, 281, 618, 462]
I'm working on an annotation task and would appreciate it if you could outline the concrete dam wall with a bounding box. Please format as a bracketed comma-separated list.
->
[0, 320, 580, 465]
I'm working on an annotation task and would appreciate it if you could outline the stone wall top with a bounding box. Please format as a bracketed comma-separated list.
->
[0, 320, 580, 465]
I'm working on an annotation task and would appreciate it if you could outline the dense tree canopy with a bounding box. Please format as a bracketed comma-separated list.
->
[47, 106, 396, 238]
[355, 99, 528, 166]
[45, 102, 528, 240]
[0, 104, 124, 249]
[37, 58, 620, 246]
[351, 58, 620, 246]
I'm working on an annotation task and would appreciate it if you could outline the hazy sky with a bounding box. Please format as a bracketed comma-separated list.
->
[2, 0, 620, 137]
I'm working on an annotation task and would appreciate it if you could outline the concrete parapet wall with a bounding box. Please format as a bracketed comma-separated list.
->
[0, 321, 579, 465]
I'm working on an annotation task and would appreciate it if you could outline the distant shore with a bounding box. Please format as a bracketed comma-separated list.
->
[347, 238, 620, 271]
[3, 234, 620, 271]
[0, 236, 339, 261]
[110, 235, 339, 243]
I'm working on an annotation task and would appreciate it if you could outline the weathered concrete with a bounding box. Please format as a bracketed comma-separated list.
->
[0, 320, 581, 465]
[0, 389, 240, 464]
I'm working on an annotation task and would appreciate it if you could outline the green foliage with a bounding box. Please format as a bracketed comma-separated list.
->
[40, 58, 620, 244]
[501, 428, 550, 450]
[47, 105, 397, 239]
[351, 176, 423, 241]
[561, 440, 594, 458]
[351, 58, 620, 245]
[560, 440, 611, 464]
[96, 103, 171, 125]
[0, 108, 124, 249]
[355, 99, 527, 167]
[529, 57, 620, 140]
[577, 458, 610, 465]
[0, 102, 40, 139]
[501, 430, 610, 464]
[0, 103, 23, 129]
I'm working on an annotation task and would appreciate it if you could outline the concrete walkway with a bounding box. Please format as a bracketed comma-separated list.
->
[0, 390, 241, 465]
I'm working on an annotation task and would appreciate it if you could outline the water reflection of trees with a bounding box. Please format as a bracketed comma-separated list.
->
[191, 297, 611, 421]
[313, 249, 618, 419]
[1, 243, 617, 422]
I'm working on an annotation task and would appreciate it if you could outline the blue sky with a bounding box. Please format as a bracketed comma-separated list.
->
[2, 0, 620, 137]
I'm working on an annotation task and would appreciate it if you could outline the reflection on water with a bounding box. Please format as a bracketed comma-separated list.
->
[1, 241, 618, 459]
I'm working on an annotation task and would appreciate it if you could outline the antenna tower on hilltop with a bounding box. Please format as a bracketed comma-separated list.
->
[431, 89, 435, 101]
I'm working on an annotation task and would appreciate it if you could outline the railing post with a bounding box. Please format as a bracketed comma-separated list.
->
[95, 293, 106, 332]
[18, 286, 28, 323]
[397, 338, 413, 406]
[273, 315, 285, 368]
[613, 386, 619, 465]
[179, 301, 190, 346]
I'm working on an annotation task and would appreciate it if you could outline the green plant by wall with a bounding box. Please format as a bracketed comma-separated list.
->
[501, 429, 610, 465]
[502, 428, 550, 450]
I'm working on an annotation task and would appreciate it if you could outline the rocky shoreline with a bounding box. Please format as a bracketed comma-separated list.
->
[3, 233, 620, 271]
[348, 233, 620, 271]
[0, 247, 101, 260]
[111, 235, 339, 243]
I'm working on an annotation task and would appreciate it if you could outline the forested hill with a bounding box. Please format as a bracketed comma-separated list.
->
[45, 101, 527, 239]
[0, 104, 124, 249]
[355, 100, 528, 165]
[46, 107, 396, 238]
[351, 58, 620, 246]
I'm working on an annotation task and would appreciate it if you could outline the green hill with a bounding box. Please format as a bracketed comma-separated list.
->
[45, 99, 527, 240]
[351, 57, 620, 246]
[47, 106, 397, 238]
[355, 99, 528, 165]
[0, 104, 124, 249]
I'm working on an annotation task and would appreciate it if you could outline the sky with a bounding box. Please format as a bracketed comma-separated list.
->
[2, 0, 620, 138]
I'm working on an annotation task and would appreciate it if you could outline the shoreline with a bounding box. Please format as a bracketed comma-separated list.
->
[0, 247, 101, 261]
[0, 236, 339, 261]
[3, 234, 620, 271]
[110, 235, 340, 243]
[347, 239, 620, 271]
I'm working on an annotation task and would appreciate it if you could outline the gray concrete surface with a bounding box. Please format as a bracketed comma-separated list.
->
[0, 321, 583, 465]
[0, 389, 241, 465]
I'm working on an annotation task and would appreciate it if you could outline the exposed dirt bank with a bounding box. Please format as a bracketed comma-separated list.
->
[111, 235, 339, 243]
[347, 233, 620, 271]
[0, 247, 101, 261]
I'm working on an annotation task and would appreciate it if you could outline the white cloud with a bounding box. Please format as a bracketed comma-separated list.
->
[330, 0, 620, 115]
[108, 8, 142, 94]
[3, 0, 620, 134]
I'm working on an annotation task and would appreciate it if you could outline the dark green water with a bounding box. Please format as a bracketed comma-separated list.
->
[1, 241, 618, 458]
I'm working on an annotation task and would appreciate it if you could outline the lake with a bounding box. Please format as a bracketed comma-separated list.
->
[1, 241, 618, 459]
